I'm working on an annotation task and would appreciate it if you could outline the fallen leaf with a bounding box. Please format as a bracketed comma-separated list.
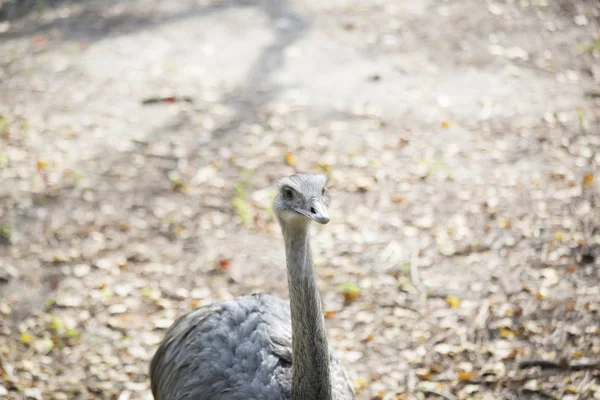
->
[190, 299, 202, 309]
[392, 196, 405, 204]
[441, 120, 451, 129]
[564, 385, 580, 394]
[415, 367, 432, 380]
[324, 310, 337, 319]
[582, 173, 594, 187]
[555, 231, 563, 240]
[458, 371, 477, 381]
[36, 159, 48, 171]
[33, 35, 46, 46]
[565, 299, 576, 312]
[499, 327, 514, 338]
[446, 296, 461, 308]
[284, 151, 297, 167]
[398, 138, 409, 147]
[20, 332, 33, 344]
[536, 290, 546, 300]
[343, 22, 356, 31]
[218, 258, 231, 270]
[498, 218, 511, 228]
[352, 379, 369, 394]
[314, 163, 332, 174]
[340, 283, 361, 302]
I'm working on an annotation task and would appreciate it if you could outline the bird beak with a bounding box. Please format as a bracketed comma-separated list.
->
[307, 198, 329, 224]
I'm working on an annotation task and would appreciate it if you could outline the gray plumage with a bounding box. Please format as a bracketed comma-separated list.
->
[150, 174, 355, 400]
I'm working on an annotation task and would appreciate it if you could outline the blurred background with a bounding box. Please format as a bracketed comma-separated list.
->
[1, 0, 599, 399]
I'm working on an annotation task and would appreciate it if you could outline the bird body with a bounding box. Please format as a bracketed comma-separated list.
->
[150, 293, 353, 400]
[150, 174, 354, 400]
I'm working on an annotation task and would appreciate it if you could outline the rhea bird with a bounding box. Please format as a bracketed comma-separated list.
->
[150, 174, 354, 400]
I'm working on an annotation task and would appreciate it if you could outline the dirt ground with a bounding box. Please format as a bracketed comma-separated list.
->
[1, 0, 599, 399]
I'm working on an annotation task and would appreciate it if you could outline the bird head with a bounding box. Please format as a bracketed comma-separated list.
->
[274, 174, 330, 225]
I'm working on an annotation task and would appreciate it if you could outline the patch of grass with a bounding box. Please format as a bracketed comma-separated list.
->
[70, 169, 84, 186]
[36, 0, 48, 12]
[232, 182, 251, 227]
[0, 225, 11, 240]
[577, 109, 586, 132]
[65, 328, 79, 339]
[169, 176, 186, 192]
[0, 152, 8, 168]
[20, 119, 30, 133]
[577, 37, 600, 54]
[50, 315, 62, 333]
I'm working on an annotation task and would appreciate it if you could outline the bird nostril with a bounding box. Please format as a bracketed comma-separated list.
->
[310, 207, 316, 214]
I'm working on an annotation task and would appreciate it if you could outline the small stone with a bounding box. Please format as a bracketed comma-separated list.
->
[73, 264, 91, 277]
[524, 379, 539, 391]
[154, 318, 174, 329]
[345, 351, 363, 363]
[108, 304, 127, 314]
[574, 15, 588, 26]
[55, 293, 84, 308]
[24, 388, 43, 400]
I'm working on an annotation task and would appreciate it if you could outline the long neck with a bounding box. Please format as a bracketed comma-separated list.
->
[282, 222, 332, 400]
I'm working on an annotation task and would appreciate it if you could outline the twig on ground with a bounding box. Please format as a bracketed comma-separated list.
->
[141, 96, 193, 105]
[417, 388, 458, 400]
[585, 90, 600, 98]
[518, 359, 600, 371]
[410, 235, 427, 294]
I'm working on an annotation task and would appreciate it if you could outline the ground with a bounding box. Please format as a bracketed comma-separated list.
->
[0, 0, 599, 399]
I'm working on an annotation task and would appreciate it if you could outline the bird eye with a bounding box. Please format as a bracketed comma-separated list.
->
[322, 187, 327, 196]
[283, 187, 294, 200]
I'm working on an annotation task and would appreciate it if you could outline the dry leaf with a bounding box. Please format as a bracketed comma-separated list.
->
[20, 332, 33, 344]
[582, 173, 594, 187]
[536, 290, 546, 300]
[565, 299, 576, 312]
[343, 22, 356, 31]
[441, 121, 451, 129]
[498, 218, 511, 228]
[36, 159, 48, 171]
[218, 258, 231, 270]
[284, 151, 297, 166]
[398, 138, 409, 148]
[446, 296, 461, 308]
[352, 379, 369, 394]
[458, 371, 477, 381]
[190, 299, 202, 309]
[340, 283, 361, 302]
[555, 231, 563, 240]
[314, 163, 332, 174]
[499, 327, 514, 338]
[415, 368, 432, 380]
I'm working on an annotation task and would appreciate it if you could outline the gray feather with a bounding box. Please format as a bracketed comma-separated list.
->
[150, 294, 353, 400]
